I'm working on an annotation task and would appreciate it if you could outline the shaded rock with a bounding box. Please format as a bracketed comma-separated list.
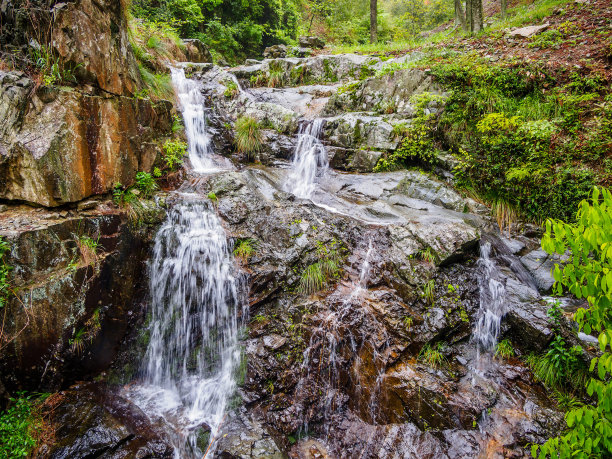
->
[0, 200, 165, 391]
[214, 409, 284, 458]
[508, 23, 550, 38]
[324, 68, 441, 116]
[183, 38, 213, 63]
[299, 36, 325, 49]
[291, 46, 313, 58]
[324, 113, 398, 151]
[328, 147, 382, 172]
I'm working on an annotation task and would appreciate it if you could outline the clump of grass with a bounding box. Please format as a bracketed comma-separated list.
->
[223, 80, 239, 98]
[77, 235, 100, 265]
[138, 64, 174, 100]
[297, 240, 344, 295]
[234, 116, 263, 160]
[266, 62, 285, 88]
[418, 343, 446, 369]
[525, 335, 589, 392]
[134, 171, 158, 198]
[422, 279, 435, 305]
[495, 338, 515, 359]
[69, 328, 87, 354]
[234, 239, 256, 261]
[551, 390, 583, 412]
[418, 247, 436, 264]
[298, 262, 325, 295]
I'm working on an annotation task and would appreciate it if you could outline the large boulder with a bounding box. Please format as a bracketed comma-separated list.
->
[299, 36, 325, 49]
[0, 71, 172, 207]
[263, 44, 288, 59]
[183, 38, 213, 63]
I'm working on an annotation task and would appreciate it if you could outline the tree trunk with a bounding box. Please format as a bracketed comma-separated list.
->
[501, 0, 507, 19]
[370, 0, 377, 43]
[455, 0, 467, 30]
[466, 0, 473, 32]
[473, 0, 483, 32]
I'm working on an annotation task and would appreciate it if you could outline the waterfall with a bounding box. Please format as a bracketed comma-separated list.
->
[473, 241, 506, 353]
[171, 67, 230, 173]
[126, 200, 245, 457]
[284, 119, 329, 199]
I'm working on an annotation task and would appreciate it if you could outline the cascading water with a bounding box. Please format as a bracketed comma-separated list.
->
[125, 68, 245, 458]
[284, 119, 329, 199]
[171, 67, 232, 172]
[126, 200, 245, 458]
[473, 241, 507, 354]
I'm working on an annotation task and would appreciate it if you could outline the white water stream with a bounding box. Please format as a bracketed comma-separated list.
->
[473, 241, 507, 354]
[125, 68, 245, 458]
[284, 119, 329, 199]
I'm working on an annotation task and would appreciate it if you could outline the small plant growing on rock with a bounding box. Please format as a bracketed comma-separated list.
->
[422, 279, 435, 305]
[233, 239, 256, 261]
[404, 316, 413, 331]
[207, 192, 218, 203]
[77, 235, 100, 265]
[298, 240, 344, 295]
[223, 80, 239, 98]
[0, 236, 11, 309]
[162, 139, 188, 171]
[419, 343, 446, 369]
[418, 247, 436, 264]
[135, 172, 158, 198]
[495, 339, 515, 359]
[234, 116, 263, 160]
[69, 328, 87, 354]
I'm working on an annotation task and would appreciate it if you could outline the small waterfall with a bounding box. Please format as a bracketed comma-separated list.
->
[473, 241, 507, 353]
[126, 200, 245, 458]
[296, 239, 376, 434]
[285, 119, 329, 199]
[171, 67, 229, 173]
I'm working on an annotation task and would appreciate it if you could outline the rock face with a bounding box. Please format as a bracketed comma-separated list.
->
[0, 0, 173, 207]
[0, 73, 172, 206]
[183, 39, 213, 63]
[508, 23, 550, 38]
[0, 199, 165, 391]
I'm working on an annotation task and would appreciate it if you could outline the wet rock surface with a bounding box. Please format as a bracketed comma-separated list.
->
[0, 199, 166, 392]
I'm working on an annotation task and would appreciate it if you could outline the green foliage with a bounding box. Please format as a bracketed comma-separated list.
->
[298, 239, 344, 295]
[0, 394, 47, 457]
[138, 65, 174, 100]
[207, 192, 218, 202]
[528, 336, 588, 391]
[528, 22, 580, 50]
[234, 239, 256, 260]
[130, 0, 299, 63]
[135, 172, 159, 198]
[435, 54, 602, 223]
[495, 339, 515, 359]
[223, 80, 239, 98]
[418, 343, 446, 369]
[533, 187, 612, 457]
[418, 247, 436, 264]
[163, 139, 188, 171]
[172, 114, 184, 133]
[374, 92, 442, 172]
[0, 237, 11, 309]
[421, 279, 435, 305]
[29, 44, 80, 87]
[234, 116, 263, 159]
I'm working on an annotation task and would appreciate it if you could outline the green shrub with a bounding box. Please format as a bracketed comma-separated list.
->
[223, 80, 239, 98]
[0, 394, 48, 457]
[162, 139, 188, 171]
[421, 279, 435, 305]
[134, 172, 159, 198]
[234, 116, 263, 159]
[533, 187, 612, 458]
[138, 65, 174, 100]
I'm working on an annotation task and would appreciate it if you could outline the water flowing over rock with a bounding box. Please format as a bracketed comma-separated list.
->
[125, 200, 246, 457]
[284, 119, 329, 199]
